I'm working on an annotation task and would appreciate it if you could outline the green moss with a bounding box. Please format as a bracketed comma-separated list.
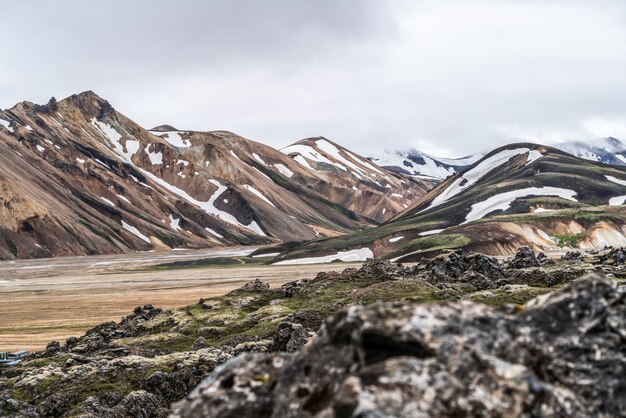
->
[385, 234, 471, 260]
[554, 232, 586, 248]
[466, 286, 553, 306]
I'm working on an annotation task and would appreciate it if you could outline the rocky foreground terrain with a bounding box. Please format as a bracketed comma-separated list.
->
[2, 247, 626, 417]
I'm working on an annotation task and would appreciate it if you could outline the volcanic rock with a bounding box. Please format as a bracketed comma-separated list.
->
[172, 275, 626, 417]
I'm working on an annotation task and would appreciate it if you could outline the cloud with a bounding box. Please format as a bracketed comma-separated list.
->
[2, 0, 626, 157]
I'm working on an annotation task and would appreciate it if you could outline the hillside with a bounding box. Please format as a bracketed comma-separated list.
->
[0, 92, 432, 259]
[275, 143, 626, 263]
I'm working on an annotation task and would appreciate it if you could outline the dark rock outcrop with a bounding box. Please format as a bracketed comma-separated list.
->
[172, 275, 626, 417]
[507, 245, 540, 268]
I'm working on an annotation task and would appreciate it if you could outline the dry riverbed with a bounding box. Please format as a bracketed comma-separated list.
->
[0, 248, 360, 352]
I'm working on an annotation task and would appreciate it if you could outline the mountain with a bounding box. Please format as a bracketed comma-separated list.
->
[373, 136, 626, 181]
[370, 149, 483, 180]
[281, 138, 434, 221]
[0, 92, 432, 259]
[274, 143, 626, 263]
[554, 137, 626, 165]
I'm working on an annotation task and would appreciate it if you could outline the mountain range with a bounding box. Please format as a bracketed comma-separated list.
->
[0, 92, 432, 259]
[276, 143, 626, 263]
[371, 136, 626, 180]
[4, 91, 626, 262]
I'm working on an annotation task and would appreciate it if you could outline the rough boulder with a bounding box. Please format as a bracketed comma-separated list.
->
[172, 275, 626, 417]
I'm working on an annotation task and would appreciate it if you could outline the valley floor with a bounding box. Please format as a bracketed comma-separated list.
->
[0, 248, 360, 351]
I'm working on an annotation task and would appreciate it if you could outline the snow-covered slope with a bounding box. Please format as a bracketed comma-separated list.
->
[370, 149, 482, 180]
[554, 137, 626, 165]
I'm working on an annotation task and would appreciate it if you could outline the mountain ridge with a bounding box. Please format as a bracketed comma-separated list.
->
[0, 91, 432, 259]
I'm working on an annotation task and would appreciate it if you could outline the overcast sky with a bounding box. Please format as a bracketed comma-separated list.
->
[2, 0, 626, 157]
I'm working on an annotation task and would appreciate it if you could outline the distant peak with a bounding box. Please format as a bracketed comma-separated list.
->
[604, 136, 623, 146]
[150, 124, 179, 132]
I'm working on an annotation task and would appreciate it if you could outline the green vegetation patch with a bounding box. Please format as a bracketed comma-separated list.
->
[554, 232, 586, 248]
[384, 233, 471, 261]
[135, 255, 269, 271]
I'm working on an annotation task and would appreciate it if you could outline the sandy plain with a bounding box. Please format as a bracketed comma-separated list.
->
[0, 248, 360, 352]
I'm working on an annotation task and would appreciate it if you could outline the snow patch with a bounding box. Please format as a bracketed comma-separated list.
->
[609, 195, 626, 206]
[151, 131, 191, 148]
[121, 220, 151, 243]
[533, 207, 554, 213]
[419, 229, 444, 236]
[389, 236, 404, 243]
[0, 118, 14, 132]
[605, 176, 626, 205]
[91, 118, 139, 164]
[116, 194, 131, 204]
[243, 184, 276, 208]
[252, 153, 266, 165]
[36, 145, 45, 152]
[274, 163, 294, 178]
[230, 150, 242, 161]
[605, 175, 626, 187]
[169, 214, 182, 232]
[144, 145, 163, 165]
[100, 197, 116, 207]
[463, 187, 578, 224]
[292, 155, 313, 169]
[274, 247, 373, 265]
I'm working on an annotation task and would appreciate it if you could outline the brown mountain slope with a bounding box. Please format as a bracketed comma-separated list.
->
[0, 92, 432, 259]
[281, 138, 431, 222]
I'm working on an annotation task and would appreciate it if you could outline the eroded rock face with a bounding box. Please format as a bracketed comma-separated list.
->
[172, 275, 626, 417]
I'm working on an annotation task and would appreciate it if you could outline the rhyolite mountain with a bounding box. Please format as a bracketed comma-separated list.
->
[0, 92, 433, 259]
[275, 143, 626, 263]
